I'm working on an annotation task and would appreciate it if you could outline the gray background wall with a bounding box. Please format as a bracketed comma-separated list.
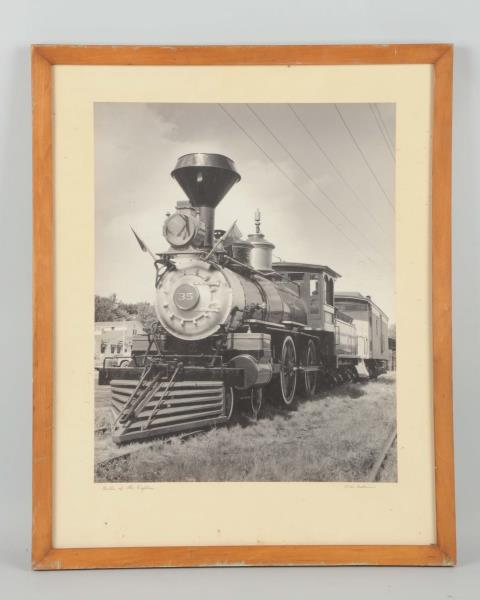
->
[0, 1, 478, 597]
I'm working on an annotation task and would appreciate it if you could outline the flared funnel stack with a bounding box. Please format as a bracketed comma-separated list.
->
[171, 153, 241, 246]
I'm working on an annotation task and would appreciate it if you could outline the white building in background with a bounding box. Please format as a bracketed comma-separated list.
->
[94, 320, 144, 368]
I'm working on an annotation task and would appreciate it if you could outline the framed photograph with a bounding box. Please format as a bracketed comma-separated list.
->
[32, 44, 455, 569]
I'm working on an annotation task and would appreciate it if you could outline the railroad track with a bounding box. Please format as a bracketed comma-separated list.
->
[95, 380, 396, 479]
[95, 428, 206, 471]
[367, 424, 397, 482]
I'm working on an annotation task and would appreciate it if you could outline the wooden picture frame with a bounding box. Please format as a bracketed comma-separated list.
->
[32, 44, 455, 569]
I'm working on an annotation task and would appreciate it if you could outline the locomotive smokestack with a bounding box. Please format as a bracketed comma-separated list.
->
[171, 153, 241, 247]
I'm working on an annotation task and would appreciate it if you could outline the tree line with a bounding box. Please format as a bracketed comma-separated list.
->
[95, 294, 157, 330]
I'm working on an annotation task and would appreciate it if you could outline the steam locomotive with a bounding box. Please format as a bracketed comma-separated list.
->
[99, 153, 389, 444]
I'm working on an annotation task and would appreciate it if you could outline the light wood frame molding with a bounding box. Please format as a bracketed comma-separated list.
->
[32, 44, 455, 569]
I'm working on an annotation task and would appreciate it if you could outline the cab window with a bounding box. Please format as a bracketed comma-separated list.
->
[309, 276, 320, 314]
[324, 275, 334, 306]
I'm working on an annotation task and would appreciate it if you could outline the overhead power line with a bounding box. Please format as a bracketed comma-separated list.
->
[217, 103, 381, 270]
[373, 103, 395, 149]
[247, 104, 392, 269]
[288, 103, 392, 244]
[335, 104, 394, 210]
[369, 103, 395, 159]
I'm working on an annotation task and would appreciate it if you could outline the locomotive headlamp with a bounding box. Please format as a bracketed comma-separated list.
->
[164, 212, 196, 247]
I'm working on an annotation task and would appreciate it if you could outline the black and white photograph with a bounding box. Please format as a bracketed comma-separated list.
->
[94, 102, 396, 483]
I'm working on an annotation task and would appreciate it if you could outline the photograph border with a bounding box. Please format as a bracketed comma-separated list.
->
[32, 43, 455, 569]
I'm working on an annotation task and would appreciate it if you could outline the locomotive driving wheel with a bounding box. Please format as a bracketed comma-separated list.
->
[299, 339, 318, 398]
[276, 335, 298, 407]
[224, 387, 236, 422]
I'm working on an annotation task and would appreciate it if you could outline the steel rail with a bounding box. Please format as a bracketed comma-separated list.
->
[367, 424, 397, 482]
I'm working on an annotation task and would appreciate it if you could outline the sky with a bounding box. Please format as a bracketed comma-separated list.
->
[95, 102, 395, 321]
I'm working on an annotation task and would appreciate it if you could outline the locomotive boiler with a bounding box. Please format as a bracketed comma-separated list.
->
[100, 153, 389, 444]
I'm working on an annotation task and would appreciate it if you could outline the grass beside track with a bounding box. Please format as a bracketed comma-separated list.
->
[95, 374, 397, 482]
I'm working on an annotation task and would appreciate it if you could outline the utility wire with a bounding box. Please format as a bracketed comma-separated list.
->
[335, 104, 394, 210]
[373, 103, 395, 149]
[372, 103, 395, 153]
[288, 104, 390, 238]
[247, 104, 392, 269]
[369, 103, 395, 159]
[218, 103, 379, 269]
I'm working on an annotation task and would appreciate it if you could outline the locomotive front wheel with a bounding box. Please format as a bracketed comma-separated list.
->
[250, 388, 263, 421]
[299, 339, 318, 399]
[277, 335, 298, 407]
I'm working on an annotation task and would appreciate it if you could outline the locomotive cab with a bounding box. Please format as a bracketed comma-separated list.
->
[271, 262, 339, 333]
